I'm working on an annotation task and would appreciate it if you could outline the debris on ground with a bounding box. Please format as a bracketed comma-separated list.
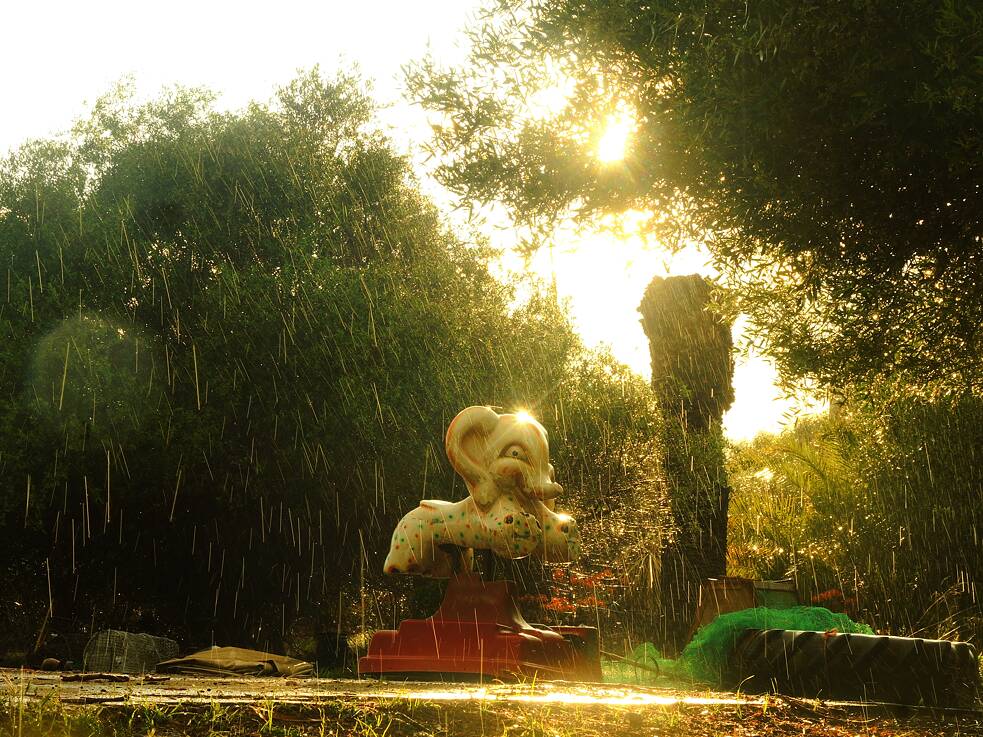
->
[157, 646, 313, 677]
[82, 630, 180, 674]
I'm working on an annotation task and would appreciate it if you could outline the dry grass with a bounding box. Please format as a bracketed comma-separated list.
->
[2, 687, 982, 737]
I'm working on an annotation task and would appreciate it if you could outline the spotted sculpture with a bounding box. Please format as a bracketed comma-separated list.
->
[383, 406, 580, 577]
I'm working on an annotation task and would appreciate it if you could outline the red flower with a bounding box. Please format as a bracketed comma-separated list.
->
[544, 596, 576, 613]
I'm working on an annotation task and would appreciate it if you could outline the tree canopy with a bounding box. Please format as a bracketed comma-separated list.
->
[0, 69, 667, 652]
[406, 0, 983, 392]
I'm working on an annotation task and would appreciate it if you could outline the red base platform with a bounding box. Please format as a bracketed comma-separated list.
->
[358, 574, 601, 681]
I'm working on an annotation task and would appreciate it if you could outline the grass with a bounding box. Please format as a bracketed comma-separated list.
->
[2, 685, 983, 737]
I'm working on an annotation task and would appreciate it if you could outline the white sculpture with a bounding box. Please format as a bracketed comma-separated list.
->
[383, 406, 580, 577]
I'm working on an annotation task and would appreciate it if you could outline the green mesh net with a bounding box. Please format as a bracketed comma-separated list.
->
[601, 642, 665, 685]
[602, 606, 874, 687]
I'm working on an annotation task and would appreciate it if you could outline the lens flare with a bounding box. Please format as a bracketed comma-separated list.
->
[596, 113, 634, 163]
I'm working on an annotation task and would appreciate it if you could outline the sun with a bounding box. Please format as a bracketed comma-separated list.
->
[596, 112, 634, 163]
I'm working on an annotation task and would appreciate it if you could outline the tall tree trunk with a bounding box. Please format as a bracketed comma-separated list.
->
[638, 275, 734, 653]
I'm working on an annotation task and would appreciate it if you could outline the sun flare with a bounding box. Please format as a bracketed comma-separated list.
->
[596, 112, 634, 163]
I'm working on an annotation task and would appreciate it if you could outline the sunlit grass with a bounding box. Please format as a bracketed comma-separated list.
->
[398, 686, 761, 707]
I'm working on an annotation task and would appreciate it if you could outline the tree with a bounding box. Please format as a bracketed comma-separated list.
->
[639, 275, 734, 649]
[0, 68, 670, 657]
[406, 0, 983, 392]
[0, 69, 579, 651]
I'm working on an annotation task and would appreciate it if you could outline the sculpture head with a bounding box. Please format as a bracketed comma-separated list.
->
[383, 406, 580, 577]
[445, 406, 563, 510]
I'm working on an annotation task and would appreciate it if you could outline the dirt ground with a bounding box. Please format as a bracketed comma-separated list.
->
[2, 669, 982, 737]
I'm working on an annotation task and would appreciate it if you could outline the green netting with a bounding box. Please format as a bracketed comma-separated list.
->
[679, 606, 874, 683]
[601, 642, 665, 685]
[602, 606, 874, 686]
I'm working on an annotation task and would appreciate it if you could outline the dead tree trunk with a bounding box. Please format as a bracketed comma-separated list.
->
[638, 275, 734, 653]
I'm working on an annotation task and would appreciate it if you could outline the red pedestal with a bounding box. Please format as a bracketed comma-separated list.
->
[358, 574, 601, 681]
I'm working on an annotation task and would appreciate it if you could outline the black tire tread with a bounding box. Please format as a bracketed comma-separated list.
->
[727, 629, 980, 707]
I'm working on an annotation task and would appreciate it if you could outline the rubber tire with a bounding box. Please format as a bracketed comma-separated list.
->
[726, 629, 980, 707]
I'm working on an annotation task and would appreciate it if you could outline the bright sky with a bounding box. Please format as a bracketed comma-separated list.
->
[0, 0, 822, 441]
[497, 234, 825, 441]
